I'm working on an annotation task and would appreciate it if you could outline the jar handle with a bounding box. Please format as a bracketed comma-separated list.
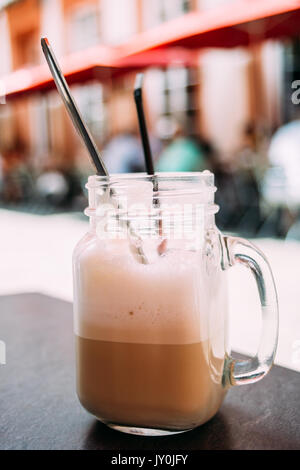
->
[221, 235, 279, 386]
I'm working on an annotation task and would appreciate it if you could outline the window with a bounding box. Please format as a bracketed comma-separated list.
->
[72, 82, 107, 144]
[28, 96, 50, 170]
[198, 0, 231, 10]
[68, 5, 100, 52]
[146, 66, 198, 136]
[14, 30, 39, 68]
[142, 0, 191, 30]
[159, 0, 191, 22]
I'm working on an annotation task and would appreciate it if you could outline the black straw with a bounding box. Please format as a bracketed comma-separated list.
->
[134, 73, 155, 176]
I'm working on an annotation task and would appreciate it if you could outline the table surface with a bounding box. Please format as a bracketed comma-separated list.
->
[0, 293, 299, 451]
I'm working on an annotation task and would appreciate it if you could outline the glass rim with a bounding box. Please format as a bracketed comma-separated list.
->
[86, 171, 215, 188]
[85, 171, 218, 219]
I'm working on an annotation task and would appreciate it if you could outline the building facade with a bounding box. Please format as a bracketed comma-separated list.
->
[0, 0, 288, 174]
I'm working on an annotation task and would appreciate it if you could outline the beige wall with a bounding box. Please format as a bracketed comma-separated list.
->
[259, 41, 283, 129]
[100, 0, 138, 44]
[199, 48, 251, 155]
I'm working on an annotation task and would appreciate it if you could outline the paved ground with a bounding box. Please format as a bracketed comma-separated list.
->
[0, 209, 299, 372]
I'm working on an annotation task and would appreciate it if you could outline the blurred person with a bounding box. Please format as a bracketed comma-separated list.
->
[35, 166, 69, 207]
[62, 164, 88, 210]
[102, 130, 145, 174]
[209, 123, 264, 233]
[237, 123, 268, 177]
[209, 153, 241, 230]
[155, 122, 206, 173]
[1, 139, 34, 204]
[263, 119, 300, 207]
[232, 123, 263, 233]
[261, 118, 300, 237]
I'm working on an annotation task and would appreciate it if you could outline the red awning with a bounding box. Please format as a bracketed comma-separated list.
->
[2, 46, 197, 101]
[120, 0, 300, 55]
[2, 0, 300, 101]
[2, 45, 117, 101]
[113, 47, 198, 71]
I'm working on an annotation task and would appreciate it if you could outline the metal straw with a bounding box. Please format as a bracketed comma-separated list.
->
[41, 38, 148, 264]
[41, 38, 108, 177]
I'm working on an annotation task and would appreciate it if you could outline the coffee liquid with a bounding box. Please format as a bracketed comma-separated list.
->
[76, 336, 225, 430]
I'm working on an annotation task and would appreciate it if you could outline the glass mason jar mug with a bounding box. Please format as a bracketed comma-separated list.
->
[73, 172, 278, 436]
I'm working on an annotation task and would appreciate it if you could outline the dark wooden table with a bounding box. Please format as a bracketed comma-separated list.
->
[0, 293, 299, 450]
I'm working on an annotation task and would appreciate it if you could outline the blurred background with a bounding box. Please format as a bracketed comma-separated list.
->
[0, 0, 300, 372]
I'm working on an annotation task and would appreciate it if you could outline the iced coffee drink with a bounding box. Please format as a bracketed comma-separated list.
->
[73, 172, 278, 435]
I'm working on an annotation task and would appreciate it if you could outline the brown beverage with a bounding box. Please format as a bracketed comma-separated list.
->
[76, 335, 226, 431]
[73, 173, 279, 435]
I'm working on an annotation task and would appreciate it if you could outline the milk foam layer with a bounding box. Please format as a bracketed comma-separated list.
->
[73, 237, 227, 346]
